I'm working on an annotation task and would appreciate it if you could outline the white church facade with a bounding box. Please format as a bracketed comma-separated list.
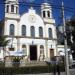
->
[2, 0, 58, 64]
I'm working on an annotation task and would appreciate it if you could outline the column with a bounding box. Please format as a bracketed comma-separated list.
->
[27, 44, 30, 61]
[37, 45, 40, 61]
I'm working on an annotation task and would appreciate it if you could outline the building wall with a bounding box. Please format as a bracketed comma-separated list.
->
[0, 48, 4, 61]
[3, 0, 58, 62]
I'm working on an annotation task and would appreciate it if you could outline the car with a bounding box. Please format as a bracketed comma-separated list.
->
[69, 61, 75, 69]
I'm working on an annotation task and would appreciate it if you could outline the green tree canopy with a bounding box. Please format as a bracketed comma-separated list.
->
[66, 19, 75, 60]
[0, 36, 10, 47]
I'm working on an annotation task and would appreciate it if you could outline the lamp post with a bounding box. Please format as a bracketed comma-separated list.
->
[61, 1, 69, 75]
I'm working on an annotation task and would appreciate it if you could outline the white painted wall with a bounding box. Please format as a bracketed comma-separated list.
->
[19, 9, 45, 37]
[3, 1, 58, 61]
[4, 20, 18, 36]
[0, 48, 4, 61]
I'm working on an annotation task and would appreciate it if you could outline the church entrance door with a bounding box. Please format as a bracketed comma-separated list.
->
[50, 49, 54, 60]
[30, 45, 37, 60]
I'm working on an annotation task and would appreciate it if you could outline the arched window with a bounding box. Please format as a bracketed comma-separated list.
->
[22, 45, 27, 56]
[7, 5, 9, 13]
[43, 11, 45, 18]
[40, 45, 44, 56]
[31, 26, 35, 37]
[47, 11, 50, 17]
[22, 25, 26, 36]
[48, 28, 52, 38]
[39, 27, 43, 37]
[10, 24, 14, 36]
[11, 5, 14, 12]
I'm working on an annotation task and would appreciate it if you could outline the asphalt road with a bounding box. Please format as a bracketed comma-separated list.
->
[16, 72, 65, 75]
[15, 69, 75, 75]
[70, 69, 75, 75]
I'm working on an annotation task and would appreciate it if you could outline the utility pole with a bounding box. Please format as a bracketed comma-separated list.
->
[61, 1, 69, 75]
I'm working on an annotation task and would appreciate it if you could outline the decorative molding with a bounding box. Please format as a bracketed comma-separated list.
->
[4, 35, 57, 40]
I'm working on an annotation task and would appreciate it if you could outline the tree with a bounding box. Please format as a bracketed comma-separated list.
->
[66, 19, 75, 60]
[0, 36, 10, 47]
[0, 36, 10, 61]
[0, 20, 4, 35]
[57, 25, 64, 45]
[0, 21, 10, 60]
[57, 19, 75, 60]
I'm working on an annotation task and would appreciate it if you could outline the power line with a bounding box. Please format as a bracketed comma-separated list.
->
[0, 1, 75, 12]
[0, 1, 75, 24]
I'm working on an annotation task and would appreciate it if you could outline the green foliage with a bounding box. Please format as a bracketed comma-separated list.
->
[0, 36, 10, 47]
[66, 20, 75, 45]
[66, 20, 75, 60]
[13, 57, 20, 62]
[0, 20, 10, 47]
[12, 57, 20, 67]
[0, 62, 5, 67]
[0, 64, 65, 74]
[0, 21, 4, 35]
[56, 26, 64, 45]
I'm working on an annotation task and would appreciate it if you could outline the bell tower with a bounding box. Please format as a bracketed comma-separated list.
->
[41, 1, 57, 57]
[5, 0, 19, 18]
[5, 0, 19, 19]
[41, 2, 52, 19]
[4, 0, 20, 36]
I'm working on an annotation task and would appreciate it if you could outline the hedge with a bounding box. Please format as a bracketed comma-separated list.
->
[0, 64, 65, 74]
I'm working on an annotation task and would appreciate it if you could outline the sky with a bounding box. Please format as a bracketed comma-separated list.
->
[0, 0, 75, 25]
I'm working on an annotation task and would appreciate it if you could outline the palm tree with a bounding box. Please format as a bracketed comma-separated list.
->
[0, 36, 10, 61]
[0, 20, 10, 61]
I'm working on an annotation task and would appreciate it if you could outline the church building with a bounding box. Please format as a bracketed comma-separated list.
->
[2, 0, 57, 66]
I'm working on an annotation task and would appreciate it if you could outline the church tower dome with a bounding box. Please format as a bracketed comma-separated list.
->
[41, 2, 53, 19]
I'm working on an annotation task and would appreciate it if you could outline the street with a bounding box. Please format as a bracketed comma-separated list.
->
[15, 69, 75, 75]
[69, 69, 75, 75]
[16, 72, 65, 75]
